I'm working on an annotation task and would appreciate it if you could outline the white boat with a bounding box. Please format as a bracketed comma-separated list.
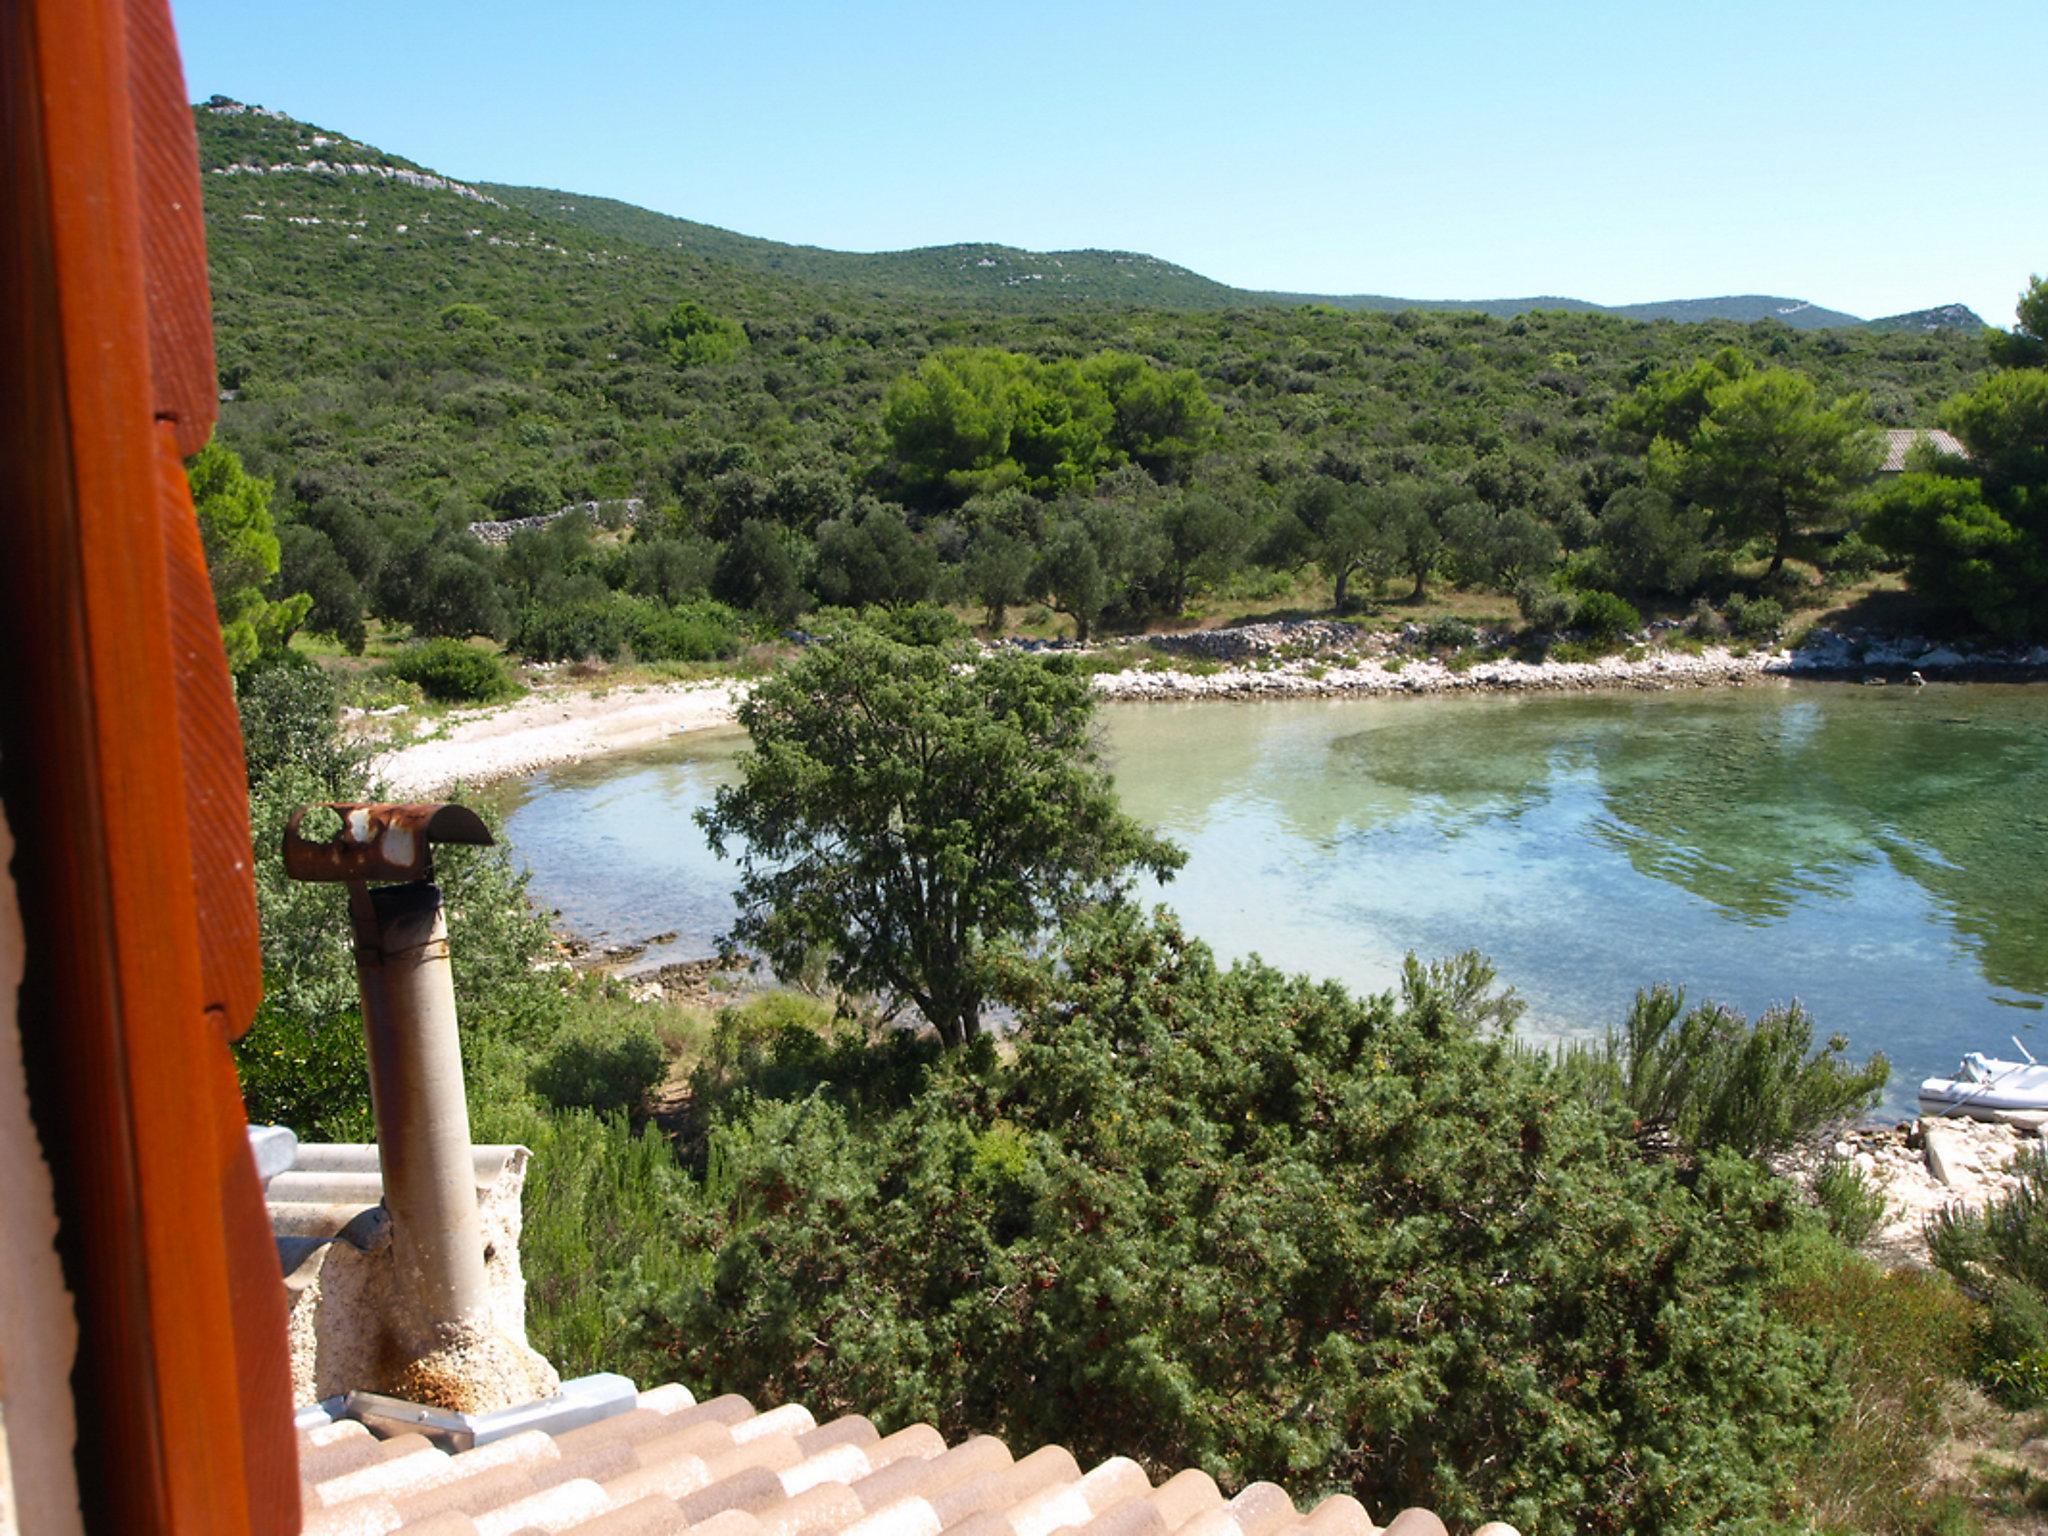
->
[1919, 1049, 2048, 1121]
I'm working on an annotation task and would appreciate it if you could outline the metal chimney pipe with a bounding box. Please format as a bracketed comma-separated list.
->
[347, 879, 490, 1334]
[284, 802, 499, 1349]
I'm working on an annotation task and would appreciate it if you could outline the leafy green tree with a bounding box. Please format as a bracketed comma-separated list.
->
[1289, 475, 1391, 613]
[1674, 369, 1881, 576]
[967, 530, 1035, 633]
[1083, 352, 1223, 482]
[712, 521, 808, 625]
[1988, 273, 2048, 370]
[1440, 500, 1559, 590]
[811, 503, 938, 608]
[1381, 477, 1452, 601]
[882, 348, 1038, 503]
[1034, 519, 1111, 641]
[653, 299, 748, 367]
[884, 348, 1146, 504]
[1610, 347, 1753, 451]
[187, 437, 312, 669]
[1593, 485, 1711, 598]
[1869, 368, 2048, 635]
[402, 551, 512, 640]
[1149, 491, 1247, 612]
[278, 523, 368, 653]
[625, 534, 717, 606]
[696, 630, 1183, 1045]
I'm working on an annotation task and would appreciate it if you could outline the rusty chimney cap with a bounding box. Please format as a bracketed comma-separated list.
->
[283, 802, 494, 884]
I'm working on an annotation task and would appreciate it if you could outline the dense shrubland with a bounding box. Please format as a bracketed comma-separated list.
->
[196, 106, 2037, 663]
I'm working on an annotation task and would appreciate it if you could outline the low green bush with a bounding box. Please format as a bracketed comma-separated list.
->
[634, 600, 747, 662]
[1421, 615, 1478, 652]
[1513, 577, 1574, 632]
[1812, 1155, 1888, 1246]
[236, 657, 368, 792]
[1560, 985, 1888, 1157]
[1978, 1279, 2048, 1407]
[513, 596, 635, 662]
[513, 593, 746, 663]
[529, 1003, 668, 1115]
[1723, 594, 1786, 640]
[1929, 1145, 2048, 1404]
[506, 1108, 705, 1382]
[1571, 589, 1641, 644]
[1772, 1229, 1981, 1534]
[866, 603, 970, 648]
[386, 638, 521, 702]
[1823, 533, 1883, 586]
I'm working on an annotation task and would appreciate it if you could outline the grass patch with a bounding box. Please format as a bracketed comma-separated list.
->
[1775, 1229, 1983, 1535]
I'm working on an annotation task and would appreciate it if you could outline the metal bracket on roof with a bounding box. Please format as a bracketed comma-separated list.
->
[282, 802, 493, 886]
[344, 1372, 638, 1452]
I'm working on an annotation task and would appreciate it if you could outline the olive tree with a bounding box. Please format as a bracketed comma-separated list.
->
[697, 629, 1183, 1044]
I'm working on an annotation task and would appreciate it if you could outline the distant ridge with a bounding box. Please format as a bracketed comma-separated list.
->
[1866, 303, 1989, 334]
[199, 98, 1980, 330]
[486, 181, 1984, 330]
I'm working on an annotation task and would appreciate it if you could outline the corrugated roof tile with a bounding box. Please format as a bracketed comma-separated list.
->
[556, 1497, 688, 1536]
[1070, 1501, 1168, 1536]
[735, 1403, 819, 1443]
[471, 1477, 611, 1536]
[799, 1417, 881, 1456]
[292, 1381, 1494, 1535]
[762, 1481, 867, 1536]
[851, 1434, 1013, 1519]
[691, 1506, 768, 1536]
[1298, 1494, 1375, 1536]
[635, 1384, 698, 1416]
[312, 1441, 455, 1508]
[1140, 1468, 1224, 1532]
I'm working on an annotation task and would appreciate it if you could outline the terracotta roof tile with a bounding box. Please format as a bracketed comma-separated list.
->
[471, 1477, 612, 1536]
[394, 1516, 484, 1536]
[692, 1507, 768, 1536]
[800, 1417, 881, 1456]
[1292, 1494, 1374, 1536]
[294, 1385, 1497, 1536]
[763, 1481, 867, 1536]
[556, 1498, 688, 1536]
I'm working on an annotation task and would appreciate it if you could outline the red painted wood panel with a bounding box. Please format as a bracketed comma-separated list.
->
[0, 0, 296, 1531]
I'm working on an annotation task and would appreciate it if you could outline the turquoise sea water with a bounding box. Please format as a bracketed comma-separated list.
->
[500, 680, 2048, 1115]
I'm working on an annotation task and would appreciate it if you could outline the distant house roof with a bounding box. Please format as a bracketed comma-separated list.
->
[1880, 428, 1967, 473]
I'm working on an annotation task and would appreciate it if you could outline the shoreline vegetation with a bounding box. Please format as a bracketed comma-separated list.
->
[371, 618, 2048, 796]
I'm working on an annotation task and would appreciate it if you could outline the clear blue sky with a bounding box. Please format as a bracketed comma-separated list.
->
[170, 0, 2041, 325]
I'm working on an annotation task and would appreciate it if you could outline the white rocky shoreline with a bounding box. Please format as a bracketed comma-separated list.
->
[370, 620, 2048, 796]
[1082, 619, 2048, 704]
[1782, 1113, 2047, 1269]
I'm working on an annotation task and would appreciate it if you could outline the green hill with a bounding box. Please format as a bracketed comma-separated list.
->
[190, 94, 1995, 657]
[1866, 302, 1990, 333]
[483, 177, 1971, 330]
[482, 183, 1245, 309]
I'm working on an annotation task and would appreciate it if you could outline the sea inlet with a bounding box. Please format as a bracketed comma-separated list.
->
[500, 680, 2048, 1116]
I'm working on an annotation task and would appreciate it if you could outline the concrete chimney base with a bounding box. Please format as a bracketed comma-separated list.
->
[274, 1143, 560, 1412]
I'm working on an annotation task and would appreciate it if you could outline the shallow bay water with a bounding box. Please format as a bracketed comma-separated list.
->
[500, 680, 2048, 1115]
